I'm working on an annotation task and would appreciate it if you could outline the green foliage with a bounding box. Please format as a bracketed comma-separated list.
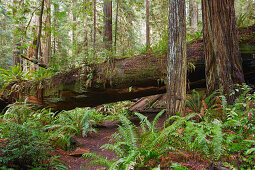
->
[84, 84, 254, 169]
[44, 108, 102, 150]
[0, 64, 24, 85]
[98, 101, 133, 121]
[0, 121, 50, 169]
[170, 162, 189, 170]
[186, 30, 203, 43]
[186, 89, 219, 114]
[83, 110, 167, 169]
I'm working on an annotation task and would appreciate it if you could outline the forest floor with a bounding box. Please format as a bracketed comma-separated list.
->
[54, 108, 211, 170]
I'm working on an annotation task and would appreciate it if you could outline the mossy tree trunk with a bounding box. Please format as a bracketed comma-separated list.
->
[167, 0, 187, 116]
[202, 0, 245, 104]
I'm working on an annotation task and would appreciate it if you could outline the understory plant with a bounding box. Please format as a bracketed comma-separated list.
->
[84, 84, 254, 169]
[183, 84, 255, 168]
[0, 121, 50, 168]
[44, 108, 103, 150]
[83, 109, 169, 169]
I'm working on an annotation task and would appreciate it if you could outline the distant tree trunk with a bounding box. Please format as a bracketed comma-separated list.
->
[103, 0, 112, 51]
[35, 0, 45, 61]
[189, 0, 198, 30]
[72, 0, 77, 57]
[167, 0, 187, 116]
[93, 0, 96, 52]
[114, 0, 119, 53]
[146, 0, 150, 47]
[202, 0, 245, 104]
[12, 0, 21, 67]
[53, 3, 59, 55]
[83, 0, 88, 56]
[42, 0, 51, 65]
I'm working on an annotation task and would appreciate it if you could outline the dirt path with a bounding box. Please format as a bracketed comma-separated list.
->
[55, 125, 117, 170]
[55, 113, 166, 170]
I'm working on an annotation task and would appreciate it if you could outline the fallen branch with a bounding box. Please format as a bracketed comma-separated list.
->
[20, 55, 48, 69]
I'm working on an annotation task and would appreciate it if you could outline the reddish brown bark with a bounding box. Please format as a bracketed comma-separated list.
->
[103, 0, 112, 51]
[202, 0, 245, 103]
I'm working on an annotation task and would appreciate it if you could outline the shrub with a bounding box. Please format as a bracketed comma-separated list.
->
[0, 121, 50, 169]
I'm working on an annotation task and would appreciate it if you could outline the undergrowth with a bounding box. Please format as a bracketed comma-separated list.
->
[84, 84, 255, 169]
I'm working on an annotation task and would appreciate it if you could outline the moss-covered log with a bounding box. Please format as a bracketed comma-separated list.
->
[1, 25, 254, 111]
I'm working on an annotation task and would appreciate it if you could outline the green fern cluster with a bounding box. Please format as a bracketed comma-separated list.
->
[43, 108, 102, 150]
[0, 121, 50, 169]
[83, 110, 168, 169]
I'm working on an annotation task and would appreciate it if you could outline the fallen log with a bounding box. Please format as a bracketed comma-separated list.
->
[0, 25, 254, 111]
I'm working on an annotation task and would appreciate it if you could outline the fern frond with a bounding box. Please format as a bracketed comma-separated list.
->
[134, 112, 151, 133]
[118, 114, 137, 146]
[82, 152, 112, 168]
[212, 119, 224, 160]
[101, 143, 125, 157]
[151, 109, 166, 132]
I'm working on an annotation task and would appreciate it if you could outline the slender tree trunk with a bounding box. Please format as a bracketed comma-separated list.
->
[202, 0, 245, 104]
[53, 3, 59, 55]
[42, 0, 51, 64]
[114, 0, 119, 53]
[146, 0, 150, 47]
[12, 0, 21, 67]
[167, 0, 187, 116]
[93, 0, 96, 52]
[35, 0, 45, 61]
[72, 0, 76, 57]
[103, 0, 112, 51]
[189, 0, 198, 30]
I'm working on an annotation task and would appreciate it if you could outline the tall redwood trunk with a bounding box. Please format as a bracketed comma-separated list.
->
[103, 0, 112, 51]
[93, 0, 96, 52]
[42, 0, 51, 64]
[12, 0, 21, 67]
[146, 0, 150, 47]
[202, 0, 245, 103]
[189, 0, 198, 30]
[114, 0, 119, 53]
[35, 0, 45, 61]
[167, 0, 187, 116]
[72, 0, 77, 57]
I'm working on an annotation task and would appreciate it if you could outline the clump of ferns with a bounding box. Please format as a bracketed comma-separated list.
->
[186, 89, 225, 121]
[44, 108, 99, 150]
[83, 110, 168, 169]
[165, 114, 226, 161]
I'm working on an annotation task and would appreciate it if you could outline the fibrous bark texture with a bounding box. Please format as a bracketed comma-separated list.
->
[146, 0, 150, 47]
[103, 0, 112, 50]
[167, 0, 187, 116]
[189, 0, 198, 30]
[202, 0, 245, 103]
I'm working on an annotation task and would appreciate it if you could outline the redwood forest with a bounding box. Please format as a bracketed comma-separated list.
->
[0, 0, 255, 169]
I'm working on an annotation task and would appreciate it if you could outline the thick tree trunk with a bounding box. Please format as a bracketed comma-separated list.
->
[146, 0, 150, 47]
[202, 0, 245, 104]
[103, 0, 112, 51]
[167, 0, 187, 116]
